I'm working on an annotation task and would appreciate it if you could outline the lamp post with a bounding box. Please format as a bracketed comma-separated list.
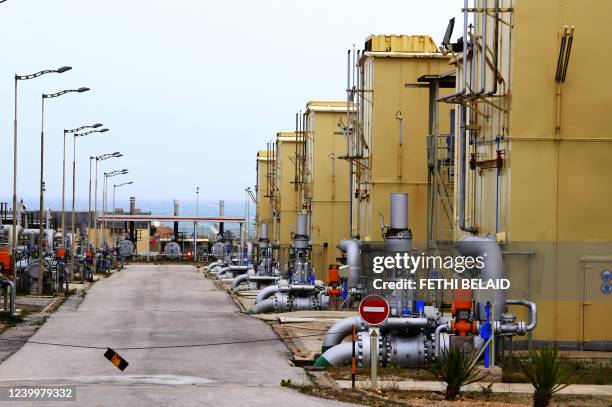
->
[68, 127, 108, 292]
[11, 66, 72, 283]
[92, 153, 122, 274]
[38, 87, 89, 295]
[61, 123, 102, 250]
[194, 186, 199, 261]
[112, 181, 133, 245]
[102, 169, 128, 248]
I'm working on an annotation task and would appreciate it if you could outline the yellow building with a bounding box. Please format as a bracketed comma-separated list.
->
[351, 34, 452, 243]
[255, 150, 274, 239]
[272, 132, 303, 272]
[302, 101, 352, 281]
[447, 0, 612, 349]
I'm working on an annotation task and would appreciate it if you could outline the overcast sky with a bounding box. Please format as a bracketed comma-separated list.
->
[0, 0, 461, 210]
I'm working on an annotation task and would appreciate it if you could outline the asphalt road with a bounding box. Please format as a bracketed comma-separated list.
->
[0, 265, 353, 406]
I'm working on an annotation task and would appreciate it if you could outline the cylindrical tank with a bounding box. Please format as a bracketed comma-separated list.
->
[164, 241, 182, 259]
[296, 213, 309, 236]
[260, 223, 268, 240]
[390, 193, 408, 230]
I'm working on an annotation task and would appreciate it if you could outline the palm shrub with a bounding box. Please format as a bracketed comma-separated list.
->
[429, 346, 484, 400]
[517, 345, 575, 407]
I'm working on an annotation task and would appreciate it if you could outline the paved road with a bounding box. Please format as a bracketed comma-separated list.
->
[0, 265, 353, 406]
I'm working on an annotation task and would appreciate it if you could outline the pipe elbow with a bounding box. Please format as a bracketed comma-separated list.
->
[337, 239, 361, 289]
[315, 342, 354, 367]
[255, 284, 279, 303]
[507, 299, 537, 331]
[322, 316, 361, 352]
[231, 274, 250, 291]
[434, 323, 450, 357]
[250, 298, 275, 314]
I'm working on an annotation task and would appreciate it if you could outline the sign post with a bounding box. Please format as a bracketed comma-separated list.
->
[358, 295, 390, 389]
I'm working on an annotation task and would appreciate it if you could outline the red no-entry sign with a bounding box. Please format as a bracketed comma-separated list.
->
[358, 294, 390, 326]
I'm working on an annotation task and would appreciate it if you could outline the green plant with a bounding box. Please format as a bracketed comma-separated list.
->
[429, 346, 483, 400]
[517, 346, 575, 407]
[280, 378, 292, 387]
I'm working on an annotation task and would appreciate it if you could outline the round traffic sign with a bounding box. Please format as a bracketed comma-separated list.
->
[358, 294, 390, 326]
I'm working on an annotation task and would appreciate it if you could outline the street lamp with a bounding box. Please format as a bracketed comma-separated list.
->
[91, 153, 122, 274]
[68, 127, 108, 291]
[194, 186, 199, 261]
[112, 181, 133, 245]
[102, 169, 128, 248]
[61, 123, 102, 249]
[38, 86, 89, 295]
[11, 66, 72, 283]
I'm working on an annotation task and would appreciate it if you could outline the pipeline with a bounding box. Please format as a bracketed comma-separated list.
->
[505, 299, 537, 332]
[231, 273, 250, 291]
[216, 265, 249, 279]
[1, 279, 16, 317]
[246, 241, 254, 263]
[337, 239, 361, 289]
[316, 194, 536, 369]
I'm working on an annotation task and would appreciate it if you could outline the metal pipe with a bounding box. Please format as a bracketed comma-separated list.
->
[435, 323, 450, 356]
[337, 239, 361, 289]
[246, 241, 254, 262]
[231, 273, 250, 291]
[250, 298, 275, 314]
[347, 49, 353, 238]
[506, 299, 537, 331]
[484, 0, 500, 97]
[1, 279, 16, 317]
[296, 213, 308, 236]
[390, 193, 408, 230]
[458, 104, 476, 233]
[322, 316, 362, 351]
[314, 342, 353, 367]
[256, 284, 279, 303]
[381, 317, 429, 331]
[468, 0, 487, 100]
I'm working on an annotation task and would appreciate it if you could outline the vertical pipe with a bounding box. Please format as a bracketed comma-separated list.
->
[347, 49, 353, 237]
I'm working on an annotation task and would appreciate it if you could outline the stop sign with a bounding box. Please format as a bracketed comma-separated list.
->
[358, 294, 390, 325]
